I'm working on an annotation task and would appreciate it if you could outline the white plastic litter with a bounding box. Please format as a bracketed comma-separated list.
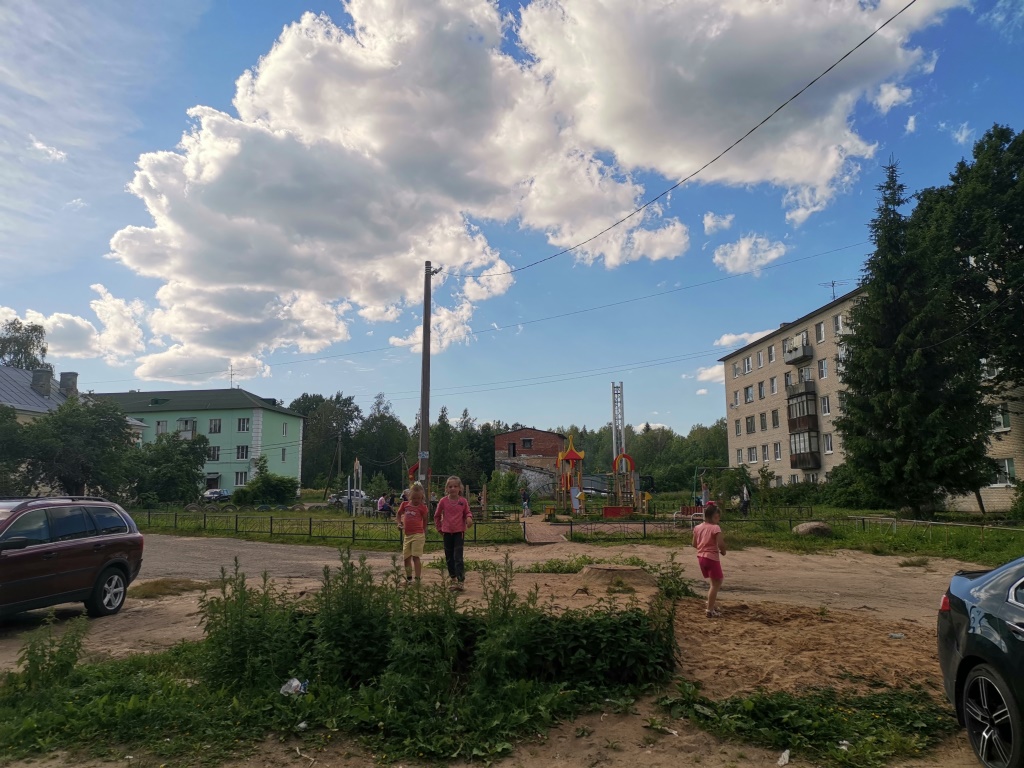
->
[280, 678, 309, 695]
[888, 632, 906, 640]
[777, 749, 791, 766]
[839, 740, 851, 751]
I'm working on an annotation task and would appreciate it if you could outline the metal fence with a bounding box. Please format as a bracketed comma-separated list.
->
[134, 510, 526, 545]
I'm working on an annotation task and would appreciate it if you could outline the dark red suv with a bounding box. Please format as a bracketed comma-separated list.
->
[0, 497, 144, 618]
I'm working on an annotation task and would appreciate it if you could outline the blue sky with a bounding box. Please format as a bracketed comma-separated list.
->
[2, 0, 1022, 435]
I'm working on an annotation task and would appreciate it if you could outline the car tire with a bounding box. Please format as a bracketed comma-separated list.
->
[85, 567, 128, 618]
[962, 663, 1023, 768]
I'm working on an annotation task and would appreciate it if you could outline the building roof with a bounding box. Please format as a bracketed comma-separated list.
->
[93, 388, 303, 418]
[717, 286, 865, 362]
[0, 366, 68, 415]
[495, 427, 567, 439]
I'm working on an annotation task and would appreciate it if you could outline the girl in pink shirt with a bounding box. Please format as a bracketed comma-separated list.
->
[434, 476, 472, 591]
[692, 503, 726, 618]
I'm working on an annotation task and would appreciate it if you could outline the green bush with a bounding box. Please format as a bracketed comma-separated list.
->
[231, 455, 300, 505]
[819, 463, 889, 510]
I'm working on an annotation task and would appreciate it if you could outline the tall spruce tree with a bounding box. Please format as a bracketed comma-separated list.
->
[835, 160, 995, 516]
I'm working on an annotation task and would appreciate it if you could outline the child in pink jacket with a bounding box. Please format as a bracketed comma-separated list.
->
[434, 475, 472, 591]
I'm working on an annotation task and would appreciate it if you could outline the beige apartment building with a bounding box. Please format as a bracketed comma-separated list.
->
[719, 288, 1021, 512]
[719, 290, 858, 487]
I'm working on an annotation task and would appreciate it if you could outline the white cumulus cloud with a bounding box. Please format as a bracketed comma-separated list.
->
[713, 329, 775, 348]
[28, 135, 67, 162]
[905, 115, 917, 134]
[703, 212, 735, 235]
[713, 235, 787, 275]
[695, 388, 709, 396]
[873, 82, 912, 114]
[696, 365, 724, 384]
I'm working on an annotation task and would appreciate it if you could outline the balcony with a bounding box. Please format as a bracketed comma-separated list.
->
[784, 344, 814, 365]
[788, 414, 819, 433]
[785, 380, 816, 398]
[790, 452, 821, 470]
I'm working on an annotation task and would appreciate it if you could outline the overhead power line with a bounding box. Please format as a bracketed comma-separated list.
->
[88, 240, 867, 387]
[437, 0, 918, 279]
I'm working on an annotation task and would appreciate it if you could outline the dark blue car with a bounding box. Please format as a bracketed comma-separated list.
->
[937, 556, 1024, 768]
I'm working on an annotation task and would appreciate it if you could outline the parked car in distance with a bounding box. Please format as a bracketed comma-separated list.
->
[937, 555, 1024, 768]
[328, 490, 367, 504]
[202, 488, 232, 503]
[0, 497, 144, 619]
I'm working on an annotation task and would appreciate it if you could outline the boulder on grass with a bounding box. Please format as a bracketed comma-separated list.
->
[792, 521, 832, 537]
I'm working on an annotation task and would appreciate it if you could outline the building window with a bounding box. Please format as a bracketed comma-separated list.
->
[507, 442, 516, 457]
[236, 445, 249, 460]
[760, 412, 768, 431]
[782, 337, 791, 354]
[771, 409, 780, 428]
[733, 362, 740, 378]
[818, 359, 828, 379]
[281, 448, 287, 461]
[807, 473, 819, 484]
[837, 344, 848, 375]
[237, 417, 250, 433]
[735, 419, 741, 436]
[993, 405, 1011, 432]
[820, 395, 831, 416]
[522, 438, 533, 449]
[799, 330, 809, 346]
[770, 376, 778, 395]
[788, 394, 817, 419]
[774, 442, 782, 460]
[832, 313, 844, 335]
[235, 471, 248, 486]
[747, 447, 758, 463]
[815, 322, 825, 343]
[768, 344, 776, 363]
[799, 366, 814, 383]
[758, 382, 766, 399]
[757, 351, 764, 368]
[156, 420, 167, 435]
[790, 474, 800, 485]
[745, 416, 756, 434]
[762, 444, 769, 462]
[838, 390, 847, 411]
[992, 459, 1015, 486]
[743, 356, 752, 374]
[744, 386, 754, 403]
[775, 477, 784, 487]
[789, 431, 820, 455]
[823, 433, 834, 454]
[209, 418, 221, 434]
[282, 422, 288, 437]
[208, 446, 220, 461]
[733, 390, 739, 406]
[736, 448, 743, 465]
[784, 372, 793, 387]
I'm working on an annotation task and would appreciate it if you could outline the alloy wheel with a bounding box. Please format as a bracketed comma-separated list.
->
[965, 673, 1015, 768]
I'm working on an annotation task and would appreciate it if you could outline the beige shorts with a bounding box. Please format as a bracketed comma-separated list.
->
[402, 532, 425, 559]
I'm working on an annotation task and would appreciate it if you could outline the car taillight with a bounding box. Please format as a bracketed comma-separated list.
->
[939, 594, 950, 612]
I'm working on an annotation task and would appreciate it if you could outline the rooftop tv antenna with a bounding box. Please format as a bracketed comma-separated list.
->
[818, 279, 853, 301]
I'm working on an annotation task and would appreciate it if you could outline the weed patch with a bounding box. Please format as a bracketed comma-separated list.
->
[658, 680, 956, 768]
[0, 552, 676, 765]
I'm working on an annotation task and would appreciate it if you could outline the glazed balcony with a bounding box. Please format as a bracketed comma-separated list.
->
[784, 344, 814, 365]
[790, 452, 821, 470]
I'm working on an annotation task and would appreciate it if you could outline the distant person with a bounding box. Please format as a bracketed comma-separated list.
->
[377, 494, 392, 518]
[692, 503, 726, 619]
[396, 482, 429, 585]
[521, 488, 531, 517]
[740, 485, 750, 517]
[434, 475, 472, 591]
[701, 480, 710, 507]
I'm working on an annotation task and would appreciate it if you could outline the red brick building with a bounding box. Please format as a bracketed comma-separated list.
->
[494, 428, 566, 472]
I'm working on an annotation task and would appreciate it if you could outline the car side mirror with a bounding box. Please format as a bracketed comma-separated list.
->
[0, 537, 31, 552]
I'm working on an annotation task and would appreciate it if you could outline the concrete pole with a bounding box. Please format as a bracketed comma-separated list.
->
[418, 261, 432, 487]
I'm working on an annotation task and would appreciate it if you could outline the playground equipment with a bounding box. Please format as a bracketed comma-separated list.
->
[555, 434, 586, 514]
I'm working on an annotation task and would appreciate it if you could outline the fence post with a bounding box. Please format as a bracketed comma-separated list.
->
[235, 514, 238, 532]
[352, 519, 356, 542]
[473, 522, 477, 542]
[270, 516, 274, 537]
[174, 511, 178, 529]
[643, 518, 647, 539]
[203, 512, 207, 531]
[569, 519, 573, 542]
[309, 517, 312, 538]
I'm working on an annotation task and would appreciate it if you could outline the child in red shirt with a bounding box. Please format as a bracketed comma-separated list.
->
[434, 475, 472, 591]
[396, 482, 430, 585]
[692, 503, 726, 618]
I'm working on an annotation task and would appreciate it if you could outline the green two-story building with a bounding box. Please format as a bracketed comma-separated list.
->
[95, 389, 304, 494]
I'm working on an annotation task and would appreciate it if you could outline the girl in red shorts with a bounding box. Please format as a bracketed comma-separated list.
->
[692, 503, 727, 618]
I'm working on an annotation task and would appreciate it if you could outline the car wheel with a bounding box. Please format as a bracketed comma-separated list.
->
[85, 567, 128, 617]
[963, 664, 1023, 768]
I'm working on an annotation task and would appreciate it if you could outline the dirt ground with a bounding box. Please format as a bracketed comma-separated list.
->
[0, 539, 985, 768]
